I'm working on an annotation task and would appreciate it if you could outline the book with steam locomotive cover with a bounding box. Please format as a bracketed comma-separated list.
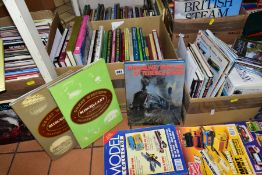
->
[49, 59, 122, 148]
[124, 60, 185, 125]
[104, 125, 188, 175]
[175, 0, 242, 19]
[10, 71, 77, 160]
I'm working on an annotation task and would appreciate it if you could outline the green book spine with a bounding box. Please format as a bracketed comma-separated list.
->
[136, 27, 143, 61]
[124, 28, 129, 61]
[102, 31, 108, 61]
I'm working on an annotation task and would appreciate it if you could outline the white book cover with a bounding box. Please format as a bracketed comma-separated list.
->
[87, 30, 97, 65]
[223, 67, 262, 96]
[49, 29, 62, 61]
[94, 26, 104, 62]
[152, 30, 163, 60]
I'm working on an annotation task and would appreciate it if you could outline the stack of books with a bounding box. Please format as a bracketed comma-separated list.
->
[82, 0, 174, 20]
[222, 38, 262, 95]
[0, 19, 52, 82]
[178, 30, 236, 98]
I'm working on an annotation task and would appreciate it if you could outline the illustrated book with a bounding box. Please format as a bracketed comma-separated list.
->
[125, 60, 185, 125]
[49, 59, 123, 148]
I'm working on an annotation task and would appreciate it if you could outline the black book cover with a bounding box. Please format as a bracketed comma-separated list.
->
[106, 30, 112, 63]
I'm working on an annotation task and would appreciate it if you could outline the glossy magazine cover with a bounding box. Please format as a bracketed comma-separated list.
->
[104, 125, 188, 175]
[177, 124, 255, 175]
[235, 121, 262, 174]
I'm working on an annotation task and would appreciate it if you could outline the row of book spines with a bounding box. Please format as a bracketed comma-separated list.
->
[98, 28, 163, 63]
[82, 1, 166, 21]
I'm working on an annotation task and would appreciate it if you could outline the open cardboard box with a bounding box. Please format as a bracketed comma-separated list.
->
[57, 15, 178, 109]
[172, 8, 249, 48]
[0, 10, 61, 101]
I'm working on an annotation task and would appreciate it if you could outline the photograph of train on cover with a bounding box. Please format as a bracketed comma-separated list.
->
[125, 61, 185, 125]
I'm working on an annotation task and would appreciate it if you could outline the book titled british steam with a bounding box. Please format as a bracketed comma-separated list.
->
[104, 125, 188, 175]
[49, 59, 123, 148]
[125, 60, 185, 125]
[175, 0, 243, 19]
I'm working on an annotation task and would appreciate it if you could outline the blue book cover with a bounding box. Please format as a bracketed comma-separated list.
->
[5, 68, 39, 76]
[234, 121, 262, 174]
[175, 0, 243, 19]
[124, 60, 185, 125]
[132, 27, 140, 61]
[104, 125, 188, 175]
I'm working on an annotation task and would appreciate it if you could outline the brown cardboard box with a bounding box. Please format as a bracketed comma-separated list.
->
[57, 16, 178, 108]
[0, 11, 59, 101]
[172, 9, 248, 48]
[0, 0, 56, 18]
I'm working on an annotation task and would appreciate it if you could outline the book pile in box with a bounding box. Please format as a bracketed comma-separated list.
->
[0, 18, 52, 82]
[62, 16, 165, 68]
[82, 0, 174, 20]
[177, 30, 236, 98]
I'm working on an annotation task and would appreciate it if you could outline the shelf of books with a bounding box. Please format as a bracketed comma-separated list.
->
[0, 0, 262, 173]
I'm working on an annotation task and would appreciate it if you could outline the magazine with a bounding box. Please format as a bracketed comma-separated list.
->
[104, 125, 188, 175]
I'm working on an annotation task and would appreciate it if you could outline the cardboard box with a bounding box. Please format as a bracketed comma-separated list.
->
[0, 0, 56, 18]
[0, 10, 59, 102]
[172, 9, 248, 48]
[57, 16, 178, 108]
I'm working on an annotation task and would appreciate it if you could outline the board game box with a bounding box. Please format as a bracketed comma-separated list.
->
[104, 125, 188, 175]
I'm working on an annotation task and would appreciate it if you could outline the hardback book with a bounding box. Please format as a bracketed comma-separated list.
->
[55, 28, 69, 65]
[104, 125, 188, 175]
[106, 30, 113, 63]
[66, 17, 82, 66]
[0, 39, 4, 92]
[149, 33, 158, 60]
[233, 38, 262, 66]
[0, 100, 34, 145]
[10, 72, 77, 159]
[73, 16, 89, 65]
[87, 30, 97, 65]
[174, 0, 243, 19]
[234, 120, 262, 174]
[111, 30, 117, 63]
[49, 59, 123, 148]
[132, 27, 140, 61]
[125, 60, 185, 125]
[94, 26, 104, 62]
[222, 67, 262, 96]
[177, 124, 255, 175]
[137, 27, 144, 61]
[152, 30, 163, 60]
[101, 30, 108, 61]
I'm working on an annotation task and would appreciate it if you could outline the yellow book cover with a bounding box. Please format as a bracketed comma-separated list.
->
[177, 124, 255, 175]
[0, 39, 5, 92]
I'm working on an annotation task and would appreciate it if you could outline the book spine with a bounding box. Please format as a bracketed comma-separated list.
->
[111, 30, 116, 63]
[121, 32, 125, 62]
[139, 28, 147, 61]
[107, 30, 112, 63]
[143, 36, 150, 61]
[87, 30, 97, 64]
[193, 80, 203, 98]
[101, 31, 108, 62]
[152, 30, 163, 60]
[115, 29, 121, 62]
[129, 31, 134, 61]
[73, 16, 89, 54]
[145, 36, 153, 60]
[132, 27, 139, 61]
[5, 68, 39, 76]
[136, 27, 143, 61]
[124, 28, 130, 61]
[149, 33, 158, 60]
[94, 26, 104, 61]
[202, 77, 213, 98]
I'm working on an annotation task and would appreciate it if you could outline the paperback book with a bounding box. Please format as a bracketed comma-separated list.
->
[234, 121, 262, 174]
[49, 59, 123, 148]
[104, 125, 188, 175]
[125, 60, 185, 125]
[177, 124, 255, 175]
